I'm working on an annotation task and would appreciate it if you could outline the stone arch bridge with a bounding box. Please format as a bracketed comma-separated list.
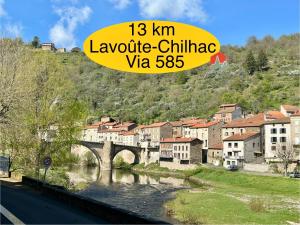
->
[78, 141, 158, 170]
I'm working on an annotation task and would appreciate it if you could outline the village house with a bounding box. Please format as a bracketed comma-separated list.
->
[208, 143, 223, 166]
[280, 104, 300, 117]
[98, 122, 137, 144]
[223, 132, 261, 168]
[159, 137, 203, 165]
[213, 104, 242, 123]
[222, 113, 265, 154]
[41, 43, 56, 51]
[170, 121, 184, 138]
[137, 122, 173, 147]
[264, 117, 291, 162]
[57, 48, 66, 53]
[119, 131, 139, 146]
[82, 123, 101, 142]
[290, 112, 300, 160]
[188, 121, 222, 162]
[181, 118, 207, 137]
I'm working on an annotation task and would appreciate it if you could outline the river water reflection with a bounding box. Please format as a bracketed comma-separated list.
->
[67, 166, 191, 222]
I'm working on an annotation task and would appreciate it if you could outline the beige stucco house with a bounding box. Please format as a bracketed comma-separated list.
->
[213, 104, 242, 123]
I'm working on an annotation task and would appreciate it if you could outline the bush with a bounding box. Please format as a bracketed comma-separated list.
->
[249, 198, 266, 212]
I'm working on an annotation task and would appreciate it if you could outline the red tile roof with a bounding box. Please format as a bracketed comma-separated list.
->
[191, 121, 220, 128]
[143, 122, 170, 128]
[160, 137, 200, 143]
[209, 143, 223, 150]
[265, 111, 285, 120]
[170, 121, 184, 127]
[264, 117, 290, 124]
[223, 132, 260, 141]
[223, 113, 265, 128]
[291, 111, 300, 117]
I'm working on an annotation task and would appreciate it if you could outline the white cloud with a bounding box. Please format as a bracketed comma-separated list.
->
[0, 0, 6, 17]
[2, 23, 23, 37]
[109, 0, 132, 10]
[138, 0, 207, 23]
[49, 6, 92, 49]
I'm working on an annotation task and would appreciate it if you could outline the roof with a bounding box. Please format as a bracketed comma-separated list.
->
[98, 127, 125, 133]
[120, 131, 138, 136]
[209, 143, 223, 150]
[170, 121, 184, 127]
[282, 104, 300, 113]
[223, 113, 265, 128]
[265, 111, 285, 120]
[113, 122, 136, 128]
[143, 122, 170, 128]
[160, 137, 201, 143]
[191, 121, 220, 129]
[215, 108, 237, 114]
[223, 132, 260, 141]
[264, 117, 291, 124]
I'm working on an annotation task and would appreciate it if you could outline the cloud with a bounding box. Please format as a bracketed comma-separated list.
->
[138, 0, 207, 23]
[2, 23, 23, 37]
[49, 6, 92, 49]
[109, 0, 132, 10]
[0, 0, 6, 17]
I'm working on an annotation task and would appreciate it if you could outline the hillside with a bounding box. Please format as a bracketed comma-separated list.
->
[56, 33, 299, 124]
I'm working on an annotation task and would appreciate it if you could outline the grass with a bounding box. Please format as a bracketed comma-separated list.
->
[135, 165, 300, 224]
[166, 190, 299, 225]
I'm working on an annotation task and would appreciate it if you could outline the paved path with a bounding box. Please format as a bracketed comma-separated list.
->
[0, 182, 109, 224]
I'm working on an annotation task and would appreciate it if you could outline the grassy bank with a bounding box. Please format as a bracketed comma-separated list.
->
[133, 164, 300, 224]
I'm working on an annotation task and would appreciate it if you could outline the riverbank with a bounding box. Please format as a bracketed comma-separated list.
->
[131, 163, 300, 224]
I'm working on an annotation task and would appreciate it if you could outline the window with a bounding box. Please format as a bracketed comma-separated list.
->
[280, 128, 286, 134]
[234, 143, 238, 148]
[280, 137, 286, 142]
[253, 143, 255, 148]
[240, 129, 243, 134]
[271, 128, 277, 134]
[205, 140, 208, 147]
[231, 132, 234, 135]
[232, 161, 236, 165]
[212, 152, 215, 157]
[186, 153, 188, 158]
[178, 146, 181, 151]
[234, 152, 238, 156]
[227, 161, 230, 165]
[228, 143, 232, 148]
[271, 146, 276, 151]
[282, 146, 286, 151]
[271, 137, 277, 143]
[225, 132, 229, 136]
[174, 146, 177, 150]
[186, 145, 188, 151]
[228, 152, 232, 156]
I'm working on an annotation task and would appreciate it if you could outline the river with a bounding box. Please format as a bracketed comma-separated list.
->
[66, 166, 192, 222]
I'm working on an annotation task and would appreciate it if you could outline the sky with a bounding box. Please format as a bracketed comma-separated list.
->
[0, 0, 299, 49]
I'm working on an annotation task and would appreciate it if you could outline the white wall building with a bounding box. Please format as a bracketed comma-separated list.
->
[223, 132, 261, 168]
[264, 117, 291, 162]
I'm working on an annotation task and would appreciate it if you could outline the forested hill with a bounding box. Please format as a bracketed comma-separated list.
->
[58, 33, 299, 124]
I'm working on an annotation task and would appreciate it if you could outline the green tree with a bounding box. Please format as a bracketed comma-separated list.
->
[257, 49, 268, 71]
[31, 36, 40, 48]
[244, 51, 257, 75]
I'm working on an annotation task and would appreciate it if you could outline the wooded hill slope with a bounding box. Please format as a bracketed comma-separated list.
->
[56, 33, 299, 124]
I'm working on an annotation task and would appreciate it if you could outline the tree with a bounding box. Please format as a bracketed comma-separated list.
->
[257, 49, 268, 71]
[31, 36, 40, 48]
[244, 51, 257, 75]
[276, 142, 295, 176]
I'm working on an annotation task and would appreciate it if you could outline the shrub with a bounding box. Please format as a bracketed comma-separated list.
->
[249, 198, 266, 212]
[84, 152, 97, 167]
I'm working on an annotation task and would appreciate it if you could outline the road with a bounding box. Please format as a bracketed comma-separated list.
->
[0, 182, 109, 224]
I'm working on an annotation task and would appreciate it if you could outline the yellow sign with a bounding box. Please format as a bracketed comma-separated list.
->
[83, 21, 220, 74]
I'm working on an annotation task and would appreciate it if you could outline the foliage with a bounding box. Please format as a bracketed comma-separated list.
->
[244, 50, 257, 75]
[257, 49, 268, 71]
[31, 36, 40, 48]
[55, 33, 299, 123]
[83, 151, 97, 167]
